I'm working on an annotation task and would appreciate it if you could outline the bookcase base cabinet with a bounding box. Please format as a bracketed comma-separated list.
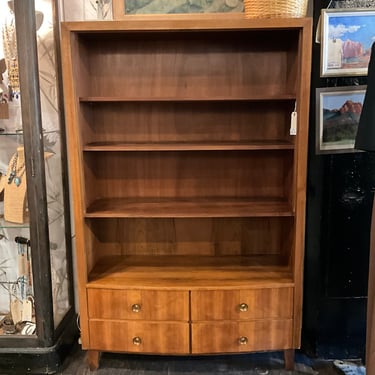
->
[60, 17, 312, 372]
[87, 319, 293, 354]
[191, 320, 293, 354]
[86, 286, 295, 369]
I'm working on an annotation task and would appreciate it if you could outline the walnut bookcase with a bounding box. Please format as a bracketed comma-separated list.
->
[60, 17, 312, 370]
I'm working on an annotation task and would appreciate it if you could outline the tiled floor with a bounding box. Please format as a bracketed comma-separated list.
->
[55, 347, 343, 375]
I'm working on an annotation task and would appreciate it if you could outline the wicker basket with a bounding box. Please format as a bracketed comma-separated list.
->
[244, 0, 308, 18]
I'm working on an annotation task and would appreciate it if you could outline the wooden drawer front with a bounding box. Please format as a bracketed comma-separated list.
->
[89, 320, 190, 354]
[87, 289, 189, 321]
[191, 288, 293, 321]
[191, 320, 293, 354]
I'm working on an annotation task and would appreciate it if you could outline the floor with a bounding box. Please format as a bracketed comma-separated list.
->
[54, 347, 345, 375]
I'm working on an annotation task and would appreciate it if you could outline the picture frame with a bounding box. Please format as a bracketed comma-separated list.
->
[316, 85, 367, 154]
[112, 0, 244, 19]
[320, 8, 375, 77]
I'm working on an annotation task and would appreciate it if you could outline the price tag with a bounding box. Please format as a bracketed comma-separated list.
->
[10, 299, 22, 324]
[327, 38, 343, 69]
[290, 103, 297, 135]
[22, 299, 33, 322]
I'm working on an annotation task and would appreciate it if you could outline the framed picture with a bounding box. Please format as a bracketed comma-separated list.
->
[316, 85, 367, 154]
[112, 0, 244, 19]
[320, 8, 375, 77]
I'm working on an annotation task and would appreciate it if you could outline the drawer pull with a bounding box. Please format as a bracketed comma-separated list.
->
[238, 303, 248, 312]
[132, 336, 142, 346]
[238, 336, 248, 345]
[131, 304, 142, 313]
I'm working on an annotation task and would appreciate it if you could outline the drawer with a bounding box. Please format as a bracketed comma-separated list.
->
[87, 289, 189, 321]
[191, 288, 293, 321]
[89, 320, 190, 354]
[191, 319, 293, 354]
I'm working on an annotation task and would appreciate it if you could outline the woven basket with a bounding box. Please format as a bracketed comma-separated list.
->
[244, 0, 308, 18]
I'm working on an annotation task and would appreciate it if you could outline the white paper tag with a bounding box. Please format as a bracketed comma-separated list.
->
[10, 299, 22, 324]
[290, 111, 297, 135]
[21, 299, 33, 322]
[327, 38, 343, 69]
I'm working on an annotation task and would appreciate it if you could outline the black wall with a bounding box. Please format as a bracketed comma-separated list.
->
[302, 1, 375, 360]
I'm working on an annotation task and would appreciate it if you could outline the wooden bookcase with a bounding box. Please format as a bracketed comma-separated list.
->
[60, 17, 312, 370]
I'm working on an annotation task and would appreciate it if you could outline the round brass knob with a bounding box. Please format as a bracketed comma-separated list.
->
[238, 336, 248, 345]
[239, 303, 248, 312]
[132, 304, 141, 313]
[132, 336, 142, 346]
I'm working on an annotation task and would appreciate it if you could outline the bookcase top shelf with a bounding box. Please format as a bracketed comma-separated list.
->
[62, 17, 312, 33]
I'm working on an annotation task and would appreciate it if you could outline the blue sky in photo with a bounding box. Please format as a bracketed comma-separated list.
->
[328, 13, 375, 50]
[323, 91, 366, 110]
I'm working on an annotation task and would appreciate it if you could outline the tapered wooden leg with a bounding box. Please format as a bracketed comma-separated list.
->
[87, 350, 101, 371]
[284, 349, 295, 370]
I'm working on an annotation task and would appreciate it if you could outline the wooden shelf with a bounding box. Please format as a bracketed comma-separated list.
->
[63, 17, 311, 32]
[85, 198, 293, 218]
[88, 255, 294, 290]
[79, 95, 297, 103]
[83, 141, 295, 152]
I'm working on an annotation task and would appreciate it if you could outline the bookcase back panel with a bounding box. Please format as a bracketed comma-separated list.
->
[83, 151, 293, 202]
[87, 217, 293, 259]
[75, 31, 299, 98]
[80, 101, 295, 146]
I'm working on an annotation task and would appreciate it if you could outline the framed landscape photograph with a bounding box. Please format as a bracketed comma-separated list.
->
[112, 0, 244, 19]
[316, 85, 367, 154]
[320, 9, 375, 77]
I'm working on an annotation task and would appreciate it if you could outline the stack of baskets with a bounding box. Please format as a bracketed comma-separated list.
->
[243, 0, 308, 18]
